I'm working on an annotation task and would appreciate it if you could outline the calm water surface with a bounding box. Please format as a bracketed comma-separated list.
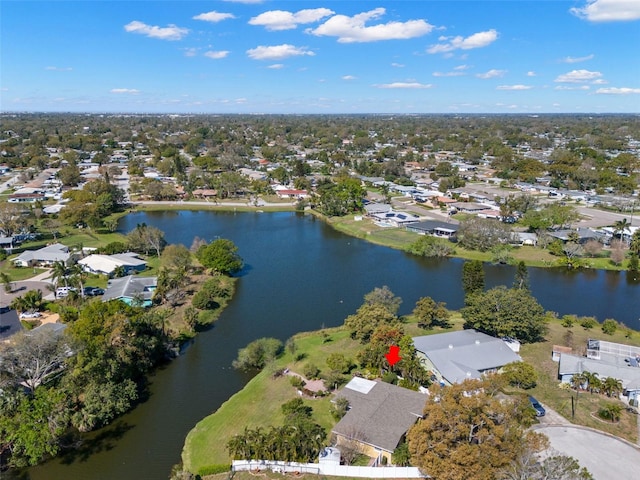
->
[26, 210, 640, 480]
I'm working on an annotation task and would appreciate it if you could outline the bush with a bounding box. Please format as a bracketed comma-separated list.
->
[99, 241, 129, 255]
[601, 318, 618, 335]
[382, 372, 398, 384]
[290, 376, 305, 388]
[197, 464, 231, 476]
[303, 363, 321, 379]
[232, 338, 284, 371]
[501, 361, 537, 389]
[580, 316, 597, 330]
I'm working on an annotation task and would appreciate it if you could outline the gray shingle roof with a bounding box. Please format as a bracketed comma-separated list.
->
[413, 330, 521, 385]
[332, 378, 426, 453]
[102, 275, 157, 302]
[559, 353, 640, 391]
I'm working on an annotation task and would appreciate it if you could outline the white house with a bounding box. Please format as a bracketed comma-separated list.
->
[13, 243, 73, 267]
[78, 252, 147, 277]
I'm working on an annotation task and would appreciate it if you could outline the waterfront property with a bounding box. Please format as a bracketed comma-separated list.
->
[102, 275, 157, 307]
[405, 220, 459, 238]
[558, 339, 640, 406]
[413, 330, 522, 386]
[332, 377, 427, 464]
[78, 252, 147, 277]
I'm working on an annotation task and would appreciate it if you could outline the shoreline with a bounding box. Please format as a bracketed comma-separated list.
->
[130, 201, 629, 272]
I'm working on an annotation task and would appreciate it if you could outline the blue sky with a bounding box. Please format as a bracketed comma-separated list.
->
[2, 0, 639, 114]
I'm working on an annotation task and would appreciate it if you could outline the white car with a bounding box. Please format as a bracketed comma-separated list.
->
[19, 311, 42, 319]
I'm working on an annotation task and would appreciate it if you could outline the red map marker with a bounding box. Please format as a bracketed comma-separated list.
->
[385, 345, 401, 366]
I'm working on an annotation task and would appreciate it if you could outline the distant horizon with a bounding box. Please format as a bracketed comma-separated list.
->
[2, 1, 639, 114]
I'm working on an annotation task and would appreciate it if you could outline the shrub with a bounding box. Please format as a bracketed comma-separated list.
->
[232, 337, 284, 371]
[290, 376, 305, 388]
[601, 318, 618, 335]
[99, 241, 129, 255]
[501, 361, 537, 389]
[303, 363, 321, 379]
[382, 372, 398, 384]
[580, 316, 597, 330]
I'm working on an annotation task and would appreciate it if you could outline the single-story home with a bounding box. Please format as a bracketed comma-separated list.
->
[102, 275, 157, 307]
[363, 202, 392, 216]
[275, 189, 309, 199]
[405, 220, 459, 238]
[371, 211, 420, 228]
[78, 252, 147, 277]
[332, 377, 427, 464]
[13, 243, 73, 267]
[413, 330, 522, 386]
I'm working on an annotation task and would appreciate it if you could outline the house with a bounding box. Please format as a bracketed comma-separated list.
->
[405, 220, 459, 238]
[102, 275, 157, 307]
[363, 202, 392, 216]
[371, 211, 420, 228]
[413, 330, 522, 386]
[332, 377, 426, 464]
[13, 243, 73, 267]
[558, 349, 640, 406]
[78, 252, 147, 277]
[275, 189, 308, 199]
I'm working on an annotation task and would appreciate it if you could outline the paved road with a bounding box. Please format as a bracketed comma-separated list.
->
[533, 424, 640, 480]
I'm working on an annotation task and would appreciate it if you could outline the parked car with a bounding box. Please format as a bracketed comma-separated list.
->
[529, 396, 546, 417]
[83, 287, 105, 296]
[19, 311, 42, 319]
[56, 287, 76, 298]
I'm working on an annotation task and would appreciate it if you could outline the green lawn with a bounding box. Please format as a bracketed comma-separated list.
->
[520, 320, 640, 443]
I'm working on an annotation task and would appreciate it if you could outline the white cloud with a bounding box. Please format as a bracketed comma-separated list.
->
[249, 8, 334, 31]
[428, 29, 498, 54]
[184, 48, 198, 57]
[204, 50, 230, 59]
[527, 71, 536, 77]
[496, 85, 532, 90]
[342, 75, 357, 80]
[193, 11, 235, 23]
[433, 71, 466, 77]
[391, 62, 405, 68]
[246, 44, 315, 60]
[555, 85, 591, 90]
[454, 64, 470, 71]
[476, 69, 506, 79]
[124, 21, 188, 41]
[308, 8, 434, 43]
[555, 69, 603, 83]
[45, 66, 72, 71]
[570, 0, 640, 22]
[268, 64, 284, 69]
[110, 88, 140, 94]
[375, 82, 433, 89]
[592, 79, 608, 85]
[561, 54, 594, 63]
[595, 87, 640, 94]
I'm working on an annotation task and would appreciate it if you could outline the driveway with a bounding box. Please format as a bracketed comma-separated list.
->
[533, 424, 640, 480]
[1, 280, 54, 307]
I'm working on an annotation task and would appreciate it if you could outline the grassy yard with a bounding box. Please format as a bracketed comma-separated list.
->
[520, 320, 640, 443]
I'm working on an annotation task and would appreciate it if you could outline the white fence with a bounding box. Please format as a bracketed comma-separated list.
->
[232, 460, 427, 478]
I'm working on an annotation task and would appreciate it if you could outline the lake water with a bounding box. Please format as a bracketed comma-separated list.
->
[25, 210, 640, 480]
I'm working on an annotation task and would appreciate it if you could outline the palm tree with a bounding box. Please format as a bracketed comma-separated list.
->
[0, 272, 12, 293]
[613, 218, 631, 245]
[582, 371, 601, 394]
[599, 402, 623, 422]
[68, 264, 87, 298]
[601, 377, 623, 398]
[50, 260, 69, 289]
[570, 372, 587, 391]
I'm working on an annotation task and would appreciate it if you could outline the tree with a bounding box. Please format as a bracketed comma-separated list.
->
[326, 353, 352, 374]
[406, 235, 455, 258]
[50, 260, 69, 289]
[196, 238, 243, 275]
[407, 378, 538, 480]
[344, 303, 399, 343]
[601, 318, 618, 335]
[412, 296, 451, 329]
[232, 338, 283, 371]
[461, 286, 547, 343]
[598, 402, 623, 423]
[513, 261, 529, 290]
[330, 397, 349, 420]
[363, 285, 402, 315]
[316, 177, 366, 216]
[127, 224, 166, 257]
[500, 448, 593, 480]
[160, 244, 192, 272]
[601, 377, 622, 398]
[501, 361, 537, 389]
[392, 442, 412, 467]
[613, 218, 631, 244]
[458, 217, 515, 252]
[0, 329, 70, 394]
[462, 260, 485, 297]
[0, 387, 70, 467]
